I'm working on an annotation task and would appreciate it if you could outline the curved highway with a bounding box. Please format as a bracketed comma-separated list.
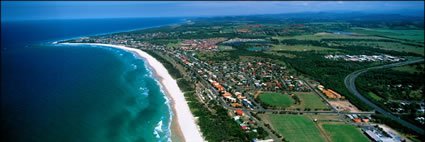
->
[344, 58, 424, 135]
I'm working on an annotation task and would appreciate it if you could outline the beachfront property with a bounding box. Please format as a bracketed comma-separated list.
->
[65, 32, 325, 141]
[60, 21, 421, 142]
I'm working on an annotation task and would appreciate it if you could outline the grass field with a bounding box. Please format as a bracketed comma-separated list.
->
[296, 92, 329, 109]
[349, 28, 424, 42]
[268, 115, 326, 142]
[373, 42, 424, 56]
[272, 33, 383, 41]
[392, 63, 424, 74]
[367, 92, 383, 102]
[264, 52, 298, 58]
[166, 40, 183, 48]
[218, 45, 235, 51]
[271, 45, 337, 51]
[321, 124, 369, 142]
[340, 41, 424, 56]
[273, 31, 424, 55]
[259, 93, 294, 107]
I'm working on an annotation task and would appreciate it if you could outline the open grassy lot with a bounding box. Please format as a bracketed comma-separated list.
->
[271, 45, 337, 51]
[372, 42, 423, 56]
[349, 28, 424, 42]
[259, 93, 294, 108]
[392, 63, 425, 74]
[268, 115, 326, 142]
[295, 92, 330, 109]
[264, 51, 298, 59]
[218, 45, 235, 51]
[166, 40, 183, 48]
[321, 124, 369, 142]
[272, 33, 383, 41]
[367, 92, 383, 102]
[194, 51, 231, 61]
[339, 41, 424, 56]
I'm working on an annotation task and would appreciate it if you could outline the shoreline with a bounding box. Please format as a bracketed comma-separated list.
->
[50, 19, 189, 45]
[59, 43, 204, 142]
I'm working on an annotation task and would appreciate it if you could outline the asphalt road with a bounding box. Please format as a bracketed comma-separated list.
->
[344, 58, 425, 135]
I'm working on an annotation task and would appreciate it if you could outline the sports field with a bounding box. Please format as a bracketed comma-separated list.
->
[321, 124, 369, 142]
[296, 92, 329, 109]
[268, 115, 326, 142]
[259, 93, 294, 107]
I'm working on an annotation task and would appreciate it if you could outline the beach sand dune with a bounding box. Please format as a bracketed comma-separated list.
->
[60, 43, 204, 142]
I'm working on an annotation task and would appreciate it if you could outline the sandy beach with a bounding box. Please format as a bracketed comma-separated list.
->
[60, 43, 204, 142]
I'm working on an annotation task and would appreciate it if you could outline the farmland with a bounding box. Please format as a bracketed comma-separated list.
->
[259, 93, 294, 108]
[266, 115, 327, 142]
[321, 123, 369, 142]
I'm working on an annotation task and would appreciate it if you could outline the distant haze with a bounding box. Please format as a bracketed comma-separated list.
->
[1, 1, 424, 21]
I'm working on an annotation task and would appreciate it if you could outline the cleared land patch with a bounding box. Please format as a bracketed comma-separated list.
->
[267, 115, 326, 142]
[259, 93, 294, 108]
[328, 100, 362, 113]
[349, 28, 424, 42]
[338, 41, 424, 56]
[392, 63, 424, 74]
[367, 92, 383, 102]
[272, 34, 383, 41]
[271, 45, 337, 51]
[321, 123, 369, 142]
[295, 92, 329, 109]
[264, 52, 297, 58]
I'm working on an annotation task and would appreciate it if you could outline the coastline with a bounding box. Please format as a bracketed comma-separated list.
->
[50, 19, 188, 45]
[59, 43, 204, 142]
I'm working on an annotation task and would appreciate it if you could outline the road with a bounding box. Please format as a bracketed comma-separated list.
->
[344, 58, 424, 135]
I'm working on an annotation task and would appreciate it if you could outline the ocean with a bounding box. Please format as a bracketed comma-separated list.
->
[1, 18, 183, 142]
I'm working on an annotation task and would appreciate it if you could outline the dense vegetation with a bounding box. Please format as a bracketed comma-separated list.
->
[357, 62, 424, 127]
[356, 63, 424, 101]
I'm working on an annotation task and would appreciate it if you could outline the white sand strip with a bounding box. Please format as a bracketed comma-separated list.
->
[59, 43, 205, 142]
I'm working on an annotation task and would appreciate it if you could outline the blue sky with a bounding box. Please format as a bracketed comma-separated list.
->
[2, 1, 424, 21]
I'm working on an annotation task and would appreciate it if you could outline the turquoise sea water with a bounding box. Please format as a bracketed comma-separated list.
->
[1, 18, 181, 142]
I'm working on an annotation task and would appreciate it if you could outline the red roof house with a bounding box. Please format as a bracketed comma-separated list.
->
[236, 109, 244, 116]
